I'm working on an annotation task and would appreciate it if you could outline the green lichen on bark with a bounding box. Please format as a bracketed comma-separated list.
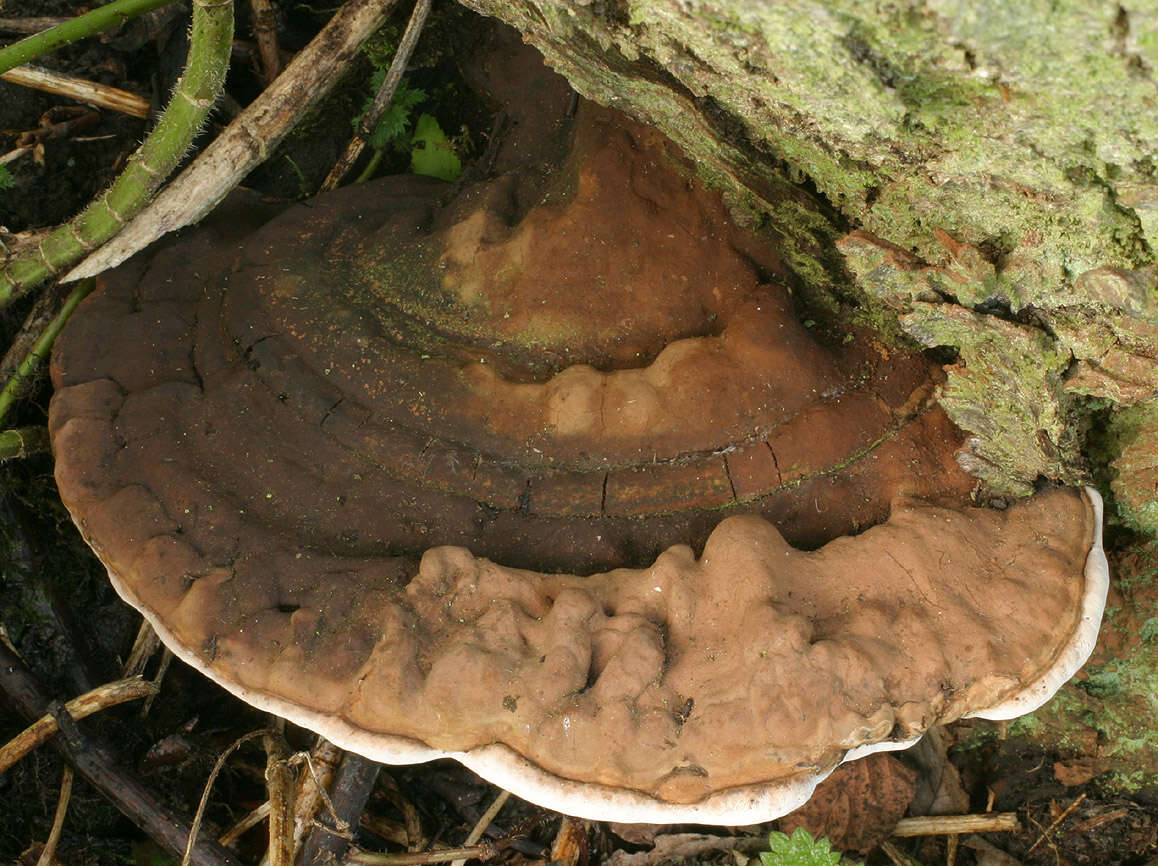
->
[1053, 268, 1158, 410]
[902, 303, 1079, 494]
[837, 229, 1081, 493]
[1102, 400, 1158, 534]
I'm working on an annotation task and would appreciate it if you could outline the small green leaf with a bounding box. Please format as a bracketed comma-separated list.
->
[410, 113, 461, 182]
[759, 828, 845, 866]
[356, 77, 426, 151]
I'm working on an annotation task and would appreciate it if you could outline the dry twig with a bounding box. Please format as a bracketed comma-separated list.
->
[299, 751, 380, 866]
[292, 738, 344, 852]
[0, 145, 34, 165]
[1072, 806, 1129, 832]
[248, 0, 281, 82]
[348, 843, 500, 865]
[0, 17, 71, 35]
[140, 648, 172, 717]
[66, 0, 402, 282]
[879, 840, 926, 866]
[1, 66, 149, 117]
[263, 723, 296, 866]
[448, 790, 511, 866]
[1026, 792, 1086, 855]
[0, 677, 157, 774]
[892, 813, 1020, 837]
[375, 774, 425, 851]
[35, 765, 73, 866]
[121, 620, 161, 677]
[218, 801, 271, 847]
[320, 0, 431, 190]
[548, 817, 587, 866]
[10, 106, 101, 152]
[182, 729, 268, 866]
[0, 641, 241, 866]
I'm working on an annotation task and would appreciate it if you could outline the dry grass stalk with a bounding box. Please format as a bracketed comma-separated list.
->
[1, 66, 149, 117]
[0, 677, 157, 774]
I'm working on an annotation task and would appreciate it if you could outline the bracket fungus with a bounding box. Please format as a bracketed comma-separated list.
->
[49, 45, 1108, 825]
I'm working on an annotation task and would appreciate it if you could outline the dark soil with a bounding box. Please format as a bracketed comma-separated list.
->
[0, 2, 1155, 866]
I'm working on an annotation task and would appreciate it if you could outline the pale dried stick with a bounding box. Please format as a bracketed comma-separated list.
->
[1026, 792, 1086, 855]
[0, 17, 72, 35]
[449, 790, 510, 866]
[35, 765, 73, 866]
[139, 648, 173, 718]
[122, 619, 162, 678]
[182, 729, 267, 866]
[65, 0, 402, 283]
[347, 843, 499, 866]
[320, 0, 431, 191]
[892, 813, 1020, 837]
[0, 145, 34, 164]
[2, 66, 149, 118]
[879, 840, 925, 866]
[291, 739, 343, 856]
[218, 801, 271, 847]
[548, 817, 586, 866]
[0, 677, 157, 775]
[264, 723, 295, 866]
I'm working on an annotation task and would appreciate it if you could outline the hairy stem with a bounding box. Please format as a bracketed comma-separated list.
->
[66, 0, 401, 281]
[0, 0, 234, 309]
[0, 278, 92, 428]
[0, 426, 49, 460]
[0, 0, 178, 75]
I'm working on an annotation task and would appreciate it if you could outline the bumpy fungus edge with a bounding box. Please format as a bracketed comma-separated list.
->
[82, 489, 1106, 825]
[964, 487, 1108, 722]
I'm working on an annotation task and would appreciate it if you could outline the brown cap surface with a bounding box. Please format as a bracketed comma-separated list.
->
[49, 50, 1105, 823]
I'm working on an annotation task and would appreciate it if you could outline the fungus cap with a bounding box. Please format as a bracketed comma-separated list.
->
[50, 82, 1108, 824]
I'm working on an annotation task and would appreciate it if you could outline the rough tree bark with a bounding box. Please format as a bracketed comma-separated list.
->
[459, 0, 1158, 533]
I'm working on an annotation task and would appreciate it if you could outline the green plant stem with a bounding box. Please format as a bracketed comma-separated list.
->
[354, 147, 385, 184]
[0, 426, 49, 460]
[0, 278, 93, 427]
[0, 0, 178, 75]
[65, 0, 400, 281]
[0, 0, 234, 310]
